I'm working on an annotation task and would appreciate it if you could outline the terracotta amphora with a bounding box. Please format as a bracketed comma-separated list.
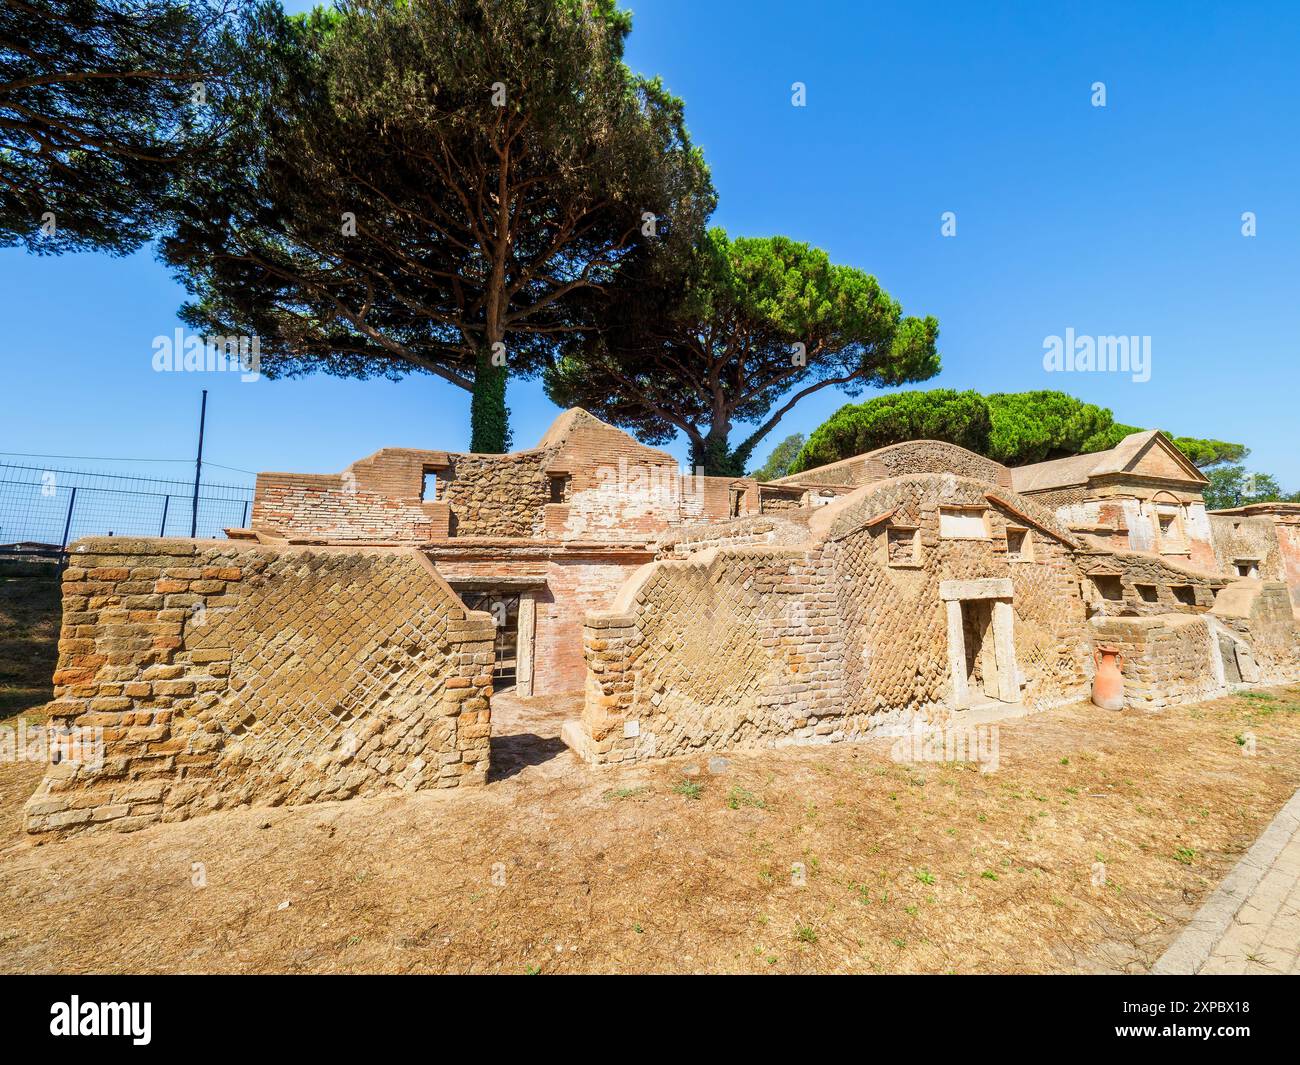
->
[1092, 645, 1125, 710]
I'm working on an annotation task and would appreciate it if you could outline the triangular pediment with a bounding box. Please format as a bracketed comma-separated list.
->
[1092, 430, 1208, 486]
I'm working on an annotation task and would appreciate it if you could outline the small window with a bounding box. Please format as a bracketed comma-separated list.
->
[1234, 560, 1259, 579]
[939, 507, 988, 539]
[1172, 585, 1196, 606]
[1091, 575, 1123, 601]
[549, 475, 569, 504]
[1136, 584, 1158, 602]
[887, 525, 919, 566]
[421, 471, 438, 501]
[1155, 505, 1186, 551]
[1005, 526, 1030, 561]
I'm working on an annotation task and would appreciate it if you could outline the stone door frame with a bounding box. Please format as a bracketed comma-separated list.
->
[940, 578, 1019, 707]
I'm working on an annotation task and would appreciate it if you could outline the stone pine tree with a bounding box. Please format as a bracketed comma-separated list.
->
[788, 390, 991, 474]
[544, 227, 940, 475]
[789, 387, 1251, 473]
[161, 0, 714, 453]
[0, 0, 256, 254]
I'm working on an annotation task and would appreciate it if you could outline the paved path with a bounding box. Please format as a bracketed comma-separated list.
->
[1154, 786, 1300, 974]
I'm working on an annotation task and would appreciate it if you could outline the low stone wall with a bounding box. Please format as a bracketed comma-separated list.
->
[654, 514, 809, 560]
[1090, 614, 1223, 711]
[563, 545, 845, 765]
[1090, 581, 1299, 711]
[23, 538, 494, 838]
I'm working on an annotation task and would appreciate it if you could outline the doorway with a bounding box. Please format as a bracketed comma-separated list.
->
[940, 578, 1019, 709]
[461, 590, 520, 689]
[960, 600, 1001, 701]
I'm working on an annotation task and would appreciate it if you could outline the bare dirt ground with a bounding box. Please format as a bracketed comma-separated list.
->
[2, 680, 1300, 974]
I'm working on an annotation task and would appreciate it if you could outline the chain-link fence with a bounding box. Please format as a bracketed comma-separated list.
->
[0, 463, 254, 558]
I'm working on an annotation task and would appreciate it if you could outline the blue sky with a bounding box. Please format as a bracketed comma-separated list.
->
[2, 0, 1297, 490]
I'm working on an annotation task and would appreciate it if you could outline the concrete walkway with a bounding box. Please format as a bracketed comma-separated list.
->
[1154, 786, 1300, 974]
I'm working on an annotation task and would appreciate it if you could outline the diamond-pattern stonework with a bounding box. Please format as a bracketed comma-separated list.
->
[23, 539, 494, 838]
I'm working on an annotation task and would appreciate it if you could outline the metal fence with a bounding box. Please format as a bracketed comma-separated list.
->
[0, 463, 254, 557]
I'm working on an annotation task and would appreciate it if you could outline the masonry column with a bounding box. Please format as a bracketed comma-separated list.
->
[991, 599, 1019, 702]
[516, 591, 536, 697]
[946, 599, 968, 709]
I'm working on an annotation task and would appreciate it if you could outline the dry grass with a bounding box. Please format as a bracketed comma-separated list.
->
[2, 681, 1299, 974]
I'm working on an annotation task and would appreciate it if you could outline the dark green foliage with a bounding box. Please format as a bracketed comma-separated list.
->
[1, 0, 254, 254]
[1169, 437, 1249, 469]
[749, 433, 805, 481]
[1203, 466, 1299, 510]
[470, 347, 511, 453]
[545, 227, 939, 474]
[789, 390, 988, 474]
[985, 391, 1122, 465]
[791, 388, 1251, 474]
[161, 0, 713, 453]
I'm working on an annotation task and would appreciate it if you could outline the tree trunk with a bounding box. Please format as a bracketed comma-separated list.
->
[696, 430, 745, 477]
[469, 345, 510, 453]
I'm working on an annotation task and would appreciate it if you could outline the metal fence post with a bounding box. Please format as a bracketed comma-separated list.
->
[59, 486, 78, 566]
[160, 495, 170, 537]
[191, 389, 208, 538]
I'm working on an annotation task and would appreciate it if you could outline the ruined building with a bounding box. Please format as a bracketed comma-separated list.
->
[24, 410, 1300, 836]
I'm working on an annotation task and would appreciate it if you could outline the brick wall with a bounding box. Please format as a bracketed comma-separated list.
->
[564, 544, 844, 765]
[563, 473, 1097, 768]
[23, 538, 494, 838]
[1090, 615, 1222, 711]
[533, 556, 647, 693]
[251, 410, 745, 544]
[1076, 551, 1226, 618]
[253, 472, 448, 542]
[821, 476, 1090, 723]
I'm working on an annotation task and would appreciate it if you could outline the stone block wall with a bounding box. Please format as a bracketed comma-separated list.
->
[1089, 615, 1222, 711]
[442, 451, 551, 536]
[1212, 581, 1300, 680]
[23, 538, 494, 838]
